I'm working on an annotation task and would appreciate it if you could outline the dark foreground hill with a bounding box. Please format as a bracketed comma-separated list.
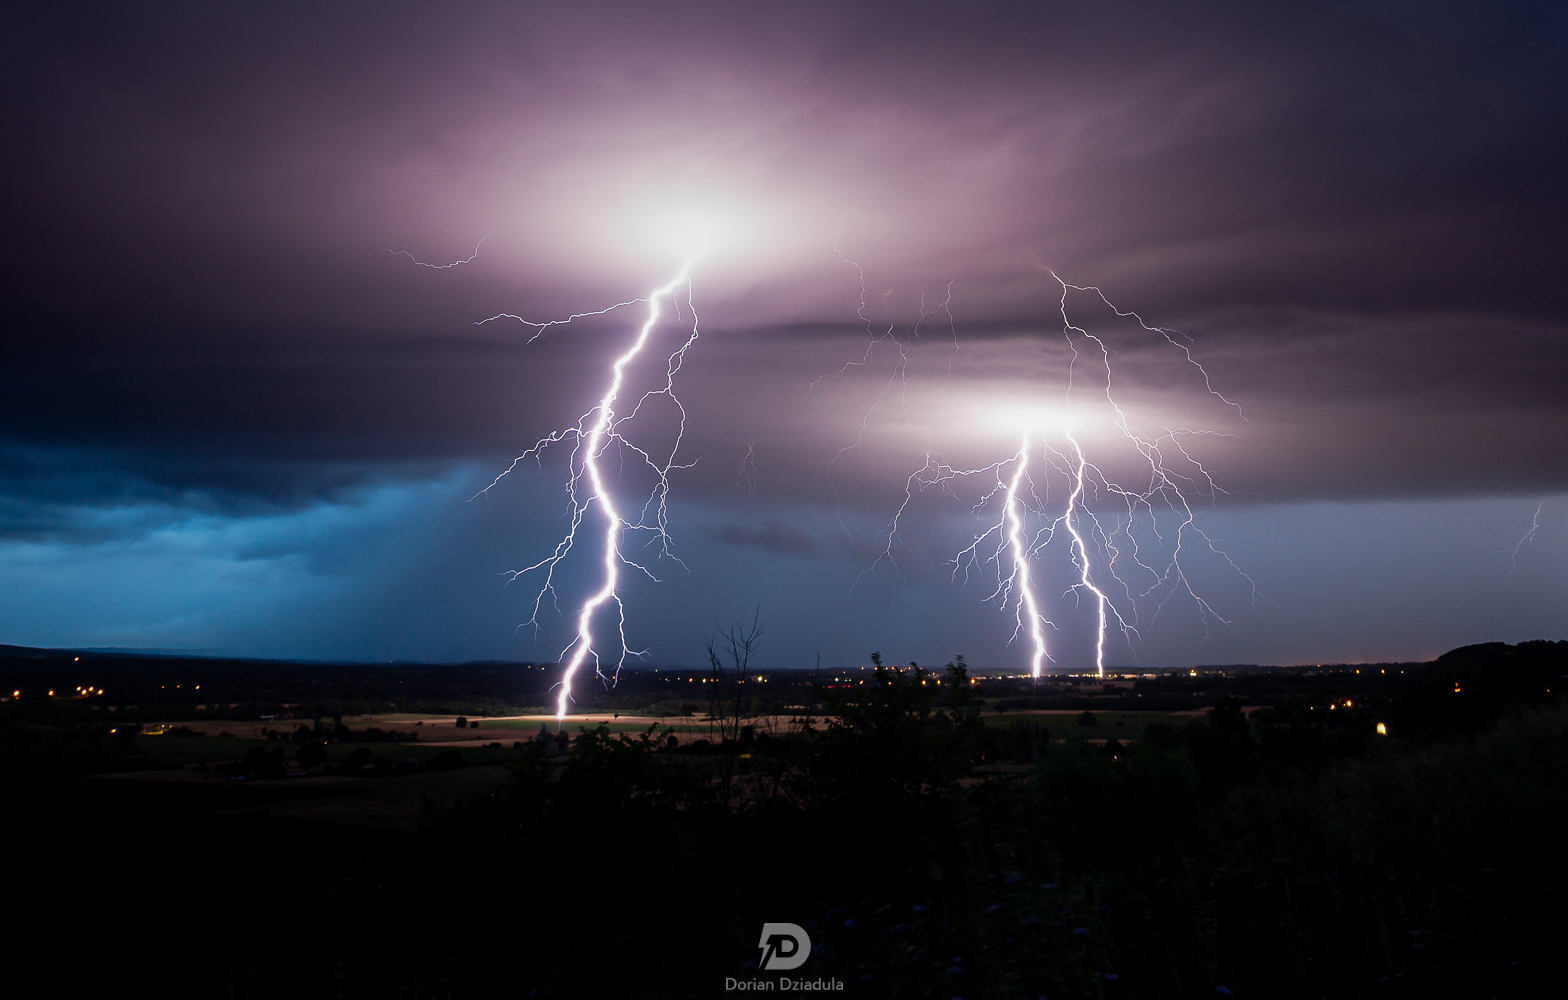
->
[2, 640, 1564, 998]
[1390, 639, 1566, 736]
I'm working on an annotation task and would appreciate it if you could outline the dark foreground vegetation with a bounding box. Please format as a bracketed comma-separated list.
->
[2, 640, 1565, 998]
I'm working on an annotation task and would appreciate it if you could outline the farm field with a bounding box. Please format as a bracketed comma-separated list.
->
[131, 732, 527, 766]
[977, 708, 1195, 736]
[156, 708, 1203, 750]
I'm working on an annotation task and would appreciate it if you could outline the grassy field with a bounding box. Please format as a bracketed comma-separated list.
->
[462, 709, 1194, 741]
[478, 716, 704, 734]
[95, 762, 516, 830]
[274, 709, 1199, 743]
[127, 709, 1194, 760]
[103, 738, 524, 831]
[201, 764, 516, 829]
[976, 708, 1189, 737]
[133, 733, 527, 766]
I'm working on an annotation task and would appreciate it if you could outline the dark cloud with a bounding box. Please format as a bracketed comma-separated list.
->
[706, 520, 820, 557]
[1, 1, 1561, 504]
[0, 2, 1563, 664]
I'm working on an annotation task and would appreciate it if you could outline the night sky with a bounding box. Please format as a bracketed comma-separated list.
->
[2, 2, 1565, 673]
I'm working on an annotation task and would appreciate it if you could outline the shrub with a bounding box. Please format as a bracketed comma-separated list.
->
[297, 741, 327, 769]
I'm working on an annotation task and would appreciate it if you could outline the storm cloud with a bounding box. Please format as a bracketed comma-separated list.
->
[707, 520, 821, 557]
[1, 2, 1564, 668]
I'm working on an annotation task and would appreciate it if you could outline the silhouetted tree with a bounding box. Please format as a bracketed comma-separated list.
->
[705, 609, 763, 806]
[298, 741, 326, 769]
[1189, 695, 1257, 793]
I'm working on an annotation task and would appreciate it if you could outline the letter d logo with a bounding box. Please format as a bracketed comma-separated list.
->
[758, 922, 811, 971]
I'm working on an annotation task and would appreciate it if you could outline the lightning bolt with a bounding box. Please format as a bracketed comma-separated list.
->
[817, 231, 964, 588]
[390, 230, 715, 720]
[719, 440, 759, 507]
[1509, 499, 1548, 580]
[818, 256, 1254, 676]
[387, 236, 488, 269]
[1062, 429, 1112, 676]
[1003, 434, 1049, 675]
[470, 258, 703, 721]
[1047, 271, 1260, 652]
[950, 427, 1137, 678]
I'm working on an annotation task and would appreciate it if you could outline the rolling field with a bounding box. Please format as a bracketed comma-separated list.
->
[976, 708, 1191, 737]
[131, 733, 527, 765]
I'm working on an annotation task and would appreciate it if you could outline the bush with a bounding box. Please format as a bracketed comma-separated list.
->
[426, 750, 467, 771]
[297, 741, 327, 768]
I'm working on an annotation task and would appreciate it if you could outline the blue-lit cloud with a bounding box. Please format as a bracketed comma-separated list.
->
[0, 440, 1561, 670]
[0, 464, 474, 655]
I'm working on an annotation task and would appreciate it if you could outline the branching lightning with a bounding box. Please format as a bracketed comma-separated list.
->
[1062, 429, 1112, 675]
[401, 224, 1253, 689]
[407, 244, 705, 720]
[1002, 435, 1049, 675]
[817, 232, 963, 587]
[388, 236, 489, 269]
[948, 425, 1141, 677]
[1509, 499, 1548, 581]
[720, 441, 759, 507]
[820, 257, 1255, 676]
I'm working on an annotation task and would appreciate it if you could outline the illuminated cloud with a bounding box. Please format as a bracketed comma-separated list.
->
[0, 2, 1562, 666]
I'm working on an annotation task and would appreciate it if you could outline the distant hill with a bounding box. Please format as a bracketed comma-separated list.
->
[1391, 640, 1568, 736]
